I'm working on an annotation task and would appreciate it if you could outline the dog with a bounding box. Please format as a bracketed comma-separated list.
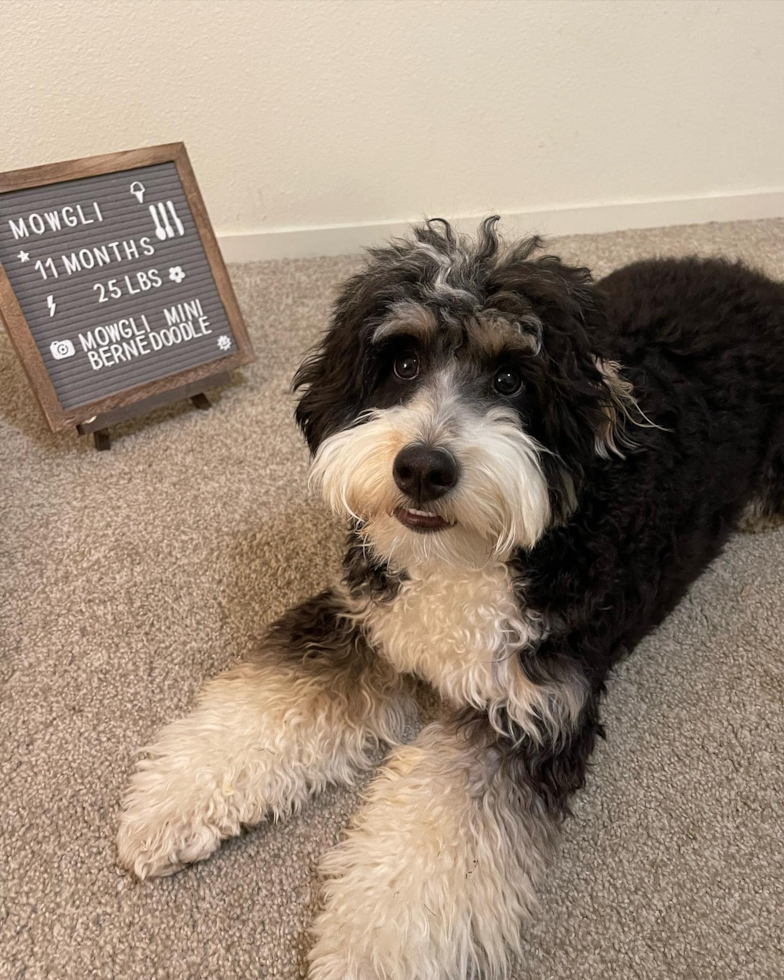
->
[118, 217, 784, 980]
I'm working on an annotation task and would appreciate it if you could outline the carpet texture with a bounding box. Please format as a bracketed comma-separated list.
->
[1, 219, 783, 980]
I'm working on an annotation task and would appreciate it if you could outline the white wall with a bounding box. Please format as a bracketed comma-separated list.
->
[3, 0, 784, 259]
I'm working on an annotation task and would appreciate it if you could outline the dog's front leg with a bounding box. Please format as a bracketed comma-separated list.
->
[309, 712, 597, 980]
[117, 590, 412, 880]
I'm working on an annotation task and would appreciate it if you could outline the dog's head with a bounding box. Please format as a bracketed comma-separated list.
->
[294, 217, 638, 569]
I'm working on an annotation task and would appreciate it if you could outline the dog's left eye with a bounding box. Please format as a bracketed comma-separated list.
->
[394, 352, 420, 380]
[493, 367, 523, 396]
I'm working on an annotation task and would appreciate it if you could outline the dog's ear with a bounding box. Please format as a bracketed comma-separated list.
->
[491, 250, 640, 471]
[293, 271, 377, 453]
[536, 258, 643, 464]
[591, 356, 641, 458]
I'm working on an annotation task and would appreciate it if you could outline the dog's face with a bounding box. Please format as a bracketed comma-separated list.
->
[295, 218, 636, 569]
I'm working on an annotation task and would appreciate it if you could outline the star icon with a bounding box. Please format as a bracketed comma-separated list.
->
[17, 250, 30, 263]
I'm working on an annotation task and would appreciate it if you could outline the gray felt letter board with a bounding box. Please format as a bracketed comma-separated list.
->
[0, 144, 253, 444]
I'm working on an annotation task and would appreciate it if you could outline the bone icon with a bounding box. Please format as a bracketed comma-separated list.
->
[149, 201, 185, 240]
[130, 181, 146, 204]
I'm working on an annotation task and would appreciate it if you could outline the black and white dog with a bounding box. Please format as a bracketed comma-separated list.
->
[119, 218, 784, 980]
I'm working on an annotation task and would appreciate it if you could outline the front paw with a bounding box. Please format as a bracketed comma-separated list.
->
[117, 760, 232, 879]
[117, 804, 222, 879]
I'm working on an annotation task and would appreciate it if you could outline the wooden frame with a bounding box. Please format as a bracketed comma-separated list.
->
[0, 143, 254, 431]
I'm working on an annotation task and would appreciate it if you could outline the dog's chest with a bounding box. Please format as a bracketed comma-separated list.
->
[363, 563, 540, 709]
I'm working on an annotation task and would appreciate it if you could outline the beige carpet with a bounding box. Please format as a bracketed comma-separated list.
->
[2, 219, 783, 980]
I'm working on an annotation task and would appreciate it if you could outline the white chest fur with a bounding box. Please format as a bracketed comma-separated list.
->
[362, 562, 547, 731]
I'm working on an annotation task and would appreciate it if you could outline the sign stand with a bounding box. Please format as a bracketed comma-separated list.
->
[72, 369, 230, 449]
[75, 384, 215, 451]
[78, 397, 210, 451]
[0, 144, 254, 444]
[76, 391, 213, 452]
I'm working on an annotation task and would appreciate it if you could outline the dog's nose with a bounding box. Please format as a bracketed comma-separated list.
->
[393, 444, 459, 503]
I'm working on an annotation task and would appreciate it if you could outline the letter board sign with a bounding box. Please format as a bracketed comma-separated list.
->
[0, 143, 253, 433]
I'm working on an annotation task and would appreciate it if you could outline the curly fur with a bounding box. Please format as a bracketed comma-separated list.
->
[118, 217, 784, 980]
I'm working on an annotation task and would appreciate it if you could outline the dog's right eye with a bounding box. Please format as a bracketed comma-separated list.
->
[493, 366, 523, 396]
[394, 352, 419, 380]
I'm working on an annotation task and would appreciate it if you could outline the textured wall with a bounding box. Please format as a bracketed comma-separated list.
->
[3, 0, 784, 237]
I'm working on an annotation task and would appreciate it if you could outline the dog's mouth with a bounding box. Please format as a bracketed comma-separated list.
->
[394, 507, 454, 533]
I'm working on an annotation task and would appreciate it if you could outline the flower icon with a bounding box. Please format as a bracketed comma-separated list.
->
[217, 335, 232, 352]
[168, 266, 186, 284]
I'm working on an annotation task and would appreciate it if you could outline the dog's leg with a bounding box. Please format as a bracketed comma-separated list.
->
[117, 590, 413, 879]
[738, 436, 784, 533]
[308, 712, 598, 980]
[737, 498, 784, 533]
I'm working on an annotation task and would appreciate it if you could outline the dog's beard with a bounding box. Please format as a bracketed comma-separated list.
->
[310, 377, 551, 570]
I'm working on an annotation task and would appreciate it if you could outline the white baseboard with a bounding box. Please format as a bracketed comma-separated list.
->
[218, 190, 784, 263]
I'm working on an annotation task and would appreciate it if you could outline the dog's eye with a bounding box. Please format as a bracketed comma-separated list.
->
[394, 352, 419, 380]
[493, 367, 523, 396]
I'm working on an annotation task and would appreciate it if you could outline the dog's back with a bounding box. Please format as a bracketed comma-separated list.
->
[600, 257, 784, 521]
[530, 256, 784, 653]
[598, 255, 784, 398]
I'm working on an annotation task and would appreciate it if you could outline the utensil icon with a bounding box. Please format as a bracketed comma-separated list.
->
[130, 181, 146, 204]
[166, 201, 185, 236]
[149, 204, 167, 241]
[157, 202, 175, 239]
[148, 201, 186, 240]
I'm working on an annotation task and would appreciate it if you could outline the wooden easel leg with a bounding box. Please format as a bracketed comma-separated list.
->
[94, 429, 111, 451]
[75, 379, 227, 447]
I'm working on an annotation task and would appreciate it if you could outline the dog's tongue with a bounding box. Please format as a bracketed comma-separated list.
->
[394, 507, 449, 531]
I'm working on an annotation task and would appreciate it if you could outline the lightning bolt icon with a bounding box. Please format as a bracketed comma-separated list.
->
[47, 295, 56, 317]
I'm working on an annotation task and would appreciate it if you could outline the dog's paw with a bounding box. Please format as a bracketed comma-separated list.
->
[737, 497, 784, 534]
[737, 512, 784, 533]
[117, 804, 223, 879]
[117, 760, 230, 879]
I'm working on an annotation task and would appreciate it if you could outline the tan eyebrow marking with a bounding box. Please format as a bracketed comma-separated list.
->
[465, 314, 543, 357]
[371, 301, 439, 344]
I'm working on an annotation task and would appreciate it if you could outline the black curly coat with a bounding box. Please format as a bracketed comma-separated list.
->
[294, 219, 784, 822]
[506, 253, 784, 810]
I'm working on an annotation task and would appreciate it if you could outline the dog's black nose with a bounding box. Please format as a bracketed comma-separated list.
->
[393, 444, 459, 503]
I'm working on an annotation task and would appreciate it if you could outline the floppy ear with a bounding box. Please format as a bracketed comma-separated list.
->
[543, 260, 646, 464]
[591, 356, 641, 458]
[293, 271, 376, 453]
[492, 249, 641, 471]
[293, 334, 358, 455]
[534, 258, 642, 465]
